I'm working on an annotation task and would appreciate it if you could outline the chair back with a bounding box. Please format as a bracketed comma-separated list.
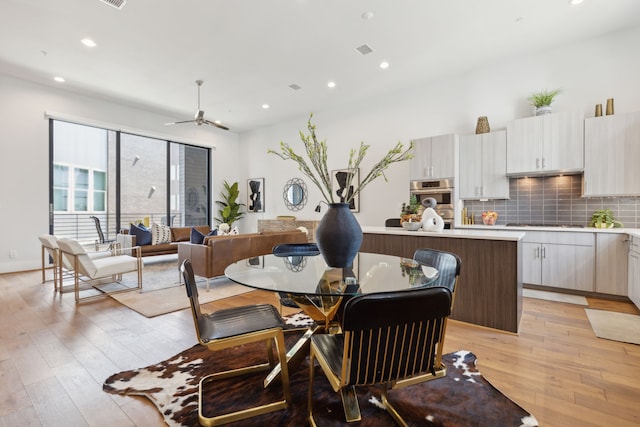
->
[272, 242, 319, 256]
[56, 238, 97, 277]
[340, 286, 451, 387]
[413, 248, 461, 307]
[90, 216, 106, 243]
[39, 234, 59, 258]
[384, 218, 401, 227]
[180, 260, 210, 343]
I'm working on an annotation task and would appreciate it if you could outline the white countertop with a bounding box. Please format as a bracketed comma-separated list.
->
[361, 226, 525, 241]
[457, 224, 640, 238]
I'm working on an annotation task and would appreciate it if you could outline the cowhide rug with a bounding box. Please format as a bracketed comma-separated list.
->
[103, 329, 538, 427]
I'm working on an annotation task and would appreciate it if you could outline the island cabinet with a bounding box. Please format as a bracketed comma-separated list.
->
[459, 130, 509, 200]
[506, 111, 583, 176]
[595, 233, 628, 296]
[410, 133, 458, 180]
[361, 229, 523, 333]
[522, 231, 595, 291]
[583, 111, 640, 197]
[629, 235, 640, 309]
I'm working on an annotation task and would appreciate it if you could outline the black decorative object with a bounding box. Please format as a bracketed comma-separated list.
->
[247, 178, 264, 213]
[315, 203, 362, 268]
[332, 168, 359, 212]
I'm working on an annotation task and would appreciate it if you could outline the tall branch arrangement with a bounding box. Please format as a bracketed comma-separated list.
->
[268, 114, 413, 205]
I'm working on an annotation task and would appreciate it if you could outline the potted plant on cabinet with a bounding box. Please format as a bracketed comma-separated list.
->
[589, 208, 623, 229]
[528, 88, 561, 116]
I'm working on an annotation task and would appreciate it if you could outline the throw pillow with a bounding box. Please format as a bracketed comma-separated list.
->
[151, 223, 172, 245]
[190, 228, 206, 245]
[190, 227, 217, 244]
[129, 223, 152, 246]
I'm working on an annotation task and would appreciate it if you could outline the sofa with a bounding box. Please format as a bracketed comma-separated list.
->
[117, 225, 212, 257]
[178, 230, 308, 282]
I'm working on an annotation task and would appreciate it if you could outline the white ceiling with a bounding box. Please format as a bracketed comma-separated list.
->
[2, 0, 640, 133]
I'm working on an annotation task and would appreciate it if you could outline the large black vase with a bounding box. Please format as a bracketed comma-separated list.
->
[315, 203, 362, 268]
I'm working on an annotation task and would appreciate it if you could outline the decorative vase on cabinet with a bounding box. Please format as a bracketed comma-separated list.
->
[315, 203, 362, 268]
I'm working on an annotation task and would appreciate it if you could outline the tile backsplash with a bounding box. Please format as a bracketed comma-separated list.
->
[462, 175, 640, 228]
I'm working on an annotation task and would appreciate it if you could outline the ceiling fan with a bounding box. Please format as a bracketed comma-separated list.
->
[165, 80, 229, 130]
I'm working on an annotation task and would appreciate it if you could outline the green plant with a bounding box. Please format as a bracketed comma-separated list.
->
[268, 113, 413, 205]
[589, 208, 623, 228]
[401, 195, 421, 215]
[528, 88, 561, 107]
[215, 180, 245, 226]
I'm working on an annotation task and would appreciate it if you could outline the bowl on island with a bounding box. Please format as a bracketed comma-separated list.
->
[402, 221, 422, 231]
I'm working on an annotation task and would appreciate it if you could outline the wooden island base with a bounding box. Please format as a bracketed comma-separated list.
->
[361, 229, 523, 333]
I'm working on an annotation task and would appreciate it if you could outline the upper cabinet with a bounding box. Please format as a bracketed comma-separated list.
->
[583, 111, 640, 197]
[506, 111, 584, 176]
[410, 133, 458, 180]
[459, 130, 509, 200]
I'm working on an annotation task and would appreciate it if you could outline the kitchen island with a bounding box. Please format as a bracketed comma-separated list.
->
[360, 226, 525, 333]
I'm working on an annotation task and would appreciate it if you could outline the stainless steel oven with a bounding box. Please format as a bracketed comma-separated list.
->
[410, 179, 455, 229]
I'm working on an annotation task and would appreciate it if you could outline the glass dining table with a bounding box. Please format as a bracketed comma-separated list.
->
[224, 251, 440, 386]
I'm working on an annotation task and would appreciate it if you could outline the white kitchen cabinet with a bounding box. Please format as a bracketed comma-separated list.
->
[410, 133, 458, 180]
[522, 231, 595, 291]
[629, 235, 640, 309]
[459, 130, 509, 200]
[595, 233, 628, 296]
[506, 111, 583, 176]
[583, 111, 640, 196]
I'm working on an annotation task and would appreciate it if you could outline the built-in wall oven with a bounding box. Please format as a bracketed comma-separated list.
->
[410, 179, 455, 229]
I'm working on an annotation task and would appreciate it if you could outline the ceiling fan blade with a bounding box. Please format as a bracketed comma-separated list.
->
[204, 119, 230, 131]
[165, 119, 196, 125]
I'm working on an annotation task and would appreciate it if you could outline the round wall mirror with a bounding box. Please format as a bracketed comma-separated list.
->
[283, 178, 307, 211]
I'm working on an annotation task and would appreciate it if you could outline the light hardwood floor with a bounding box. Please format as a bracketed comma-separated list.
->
[1, 269, 639, 427]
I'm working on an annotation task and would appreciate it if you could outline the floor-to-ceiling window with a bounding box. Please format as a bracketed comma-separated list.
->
[50, 120, 211, 242]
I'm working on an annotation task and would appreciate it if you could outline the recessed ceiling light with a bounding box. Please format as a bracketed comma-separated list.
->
[361, 11, 374, 20]
[262, 104, 270, 109]
[327, 81, 336, 88]
[54, 76, 65, 83]
[81, 38, 97, 47]
[569, 0, 584, 5]
[379, 61, 390, 69]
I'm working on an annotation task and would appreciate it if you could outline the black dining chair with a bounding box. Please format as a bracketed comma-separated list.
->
[308, 286, 453, 425]
[89, 215, 116, 245]
[180, 259, 291, 425]
[413, 248, 461, 309]
[272, 243, 321, 313]
[384, 218, 402, 227]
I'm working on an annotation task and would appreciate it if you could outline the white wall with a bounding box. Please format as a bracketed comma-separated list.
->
[238, 26, 640, 232]
[0, 74, 240, 273]
[2, 26, 639, 273]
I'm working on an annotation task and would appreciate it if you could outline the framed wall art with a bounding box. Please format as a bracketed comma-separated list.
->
[247, 178, 265, 213]
[331, 168, 359, 212]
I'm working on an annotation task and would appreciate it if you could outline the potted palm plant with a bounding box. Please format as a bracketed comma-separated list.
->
[528, 88, 561, 116]
[215, 181, 245, 227]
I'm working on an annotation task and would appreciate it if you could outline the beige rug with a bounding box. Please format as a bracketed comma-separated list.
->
[109, 255, 253, 317]
[584, 309, 640, 345]
[110, 279, 253, 317]
[523, 288, 588, 305]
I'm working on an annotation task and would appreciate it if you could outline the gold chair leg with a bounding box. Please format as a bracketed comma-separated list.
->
[308, 349, 317, 427]
[198, 332, 290, 426]
[382, 391, 409, 427]
[341, 385, 362, 422]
